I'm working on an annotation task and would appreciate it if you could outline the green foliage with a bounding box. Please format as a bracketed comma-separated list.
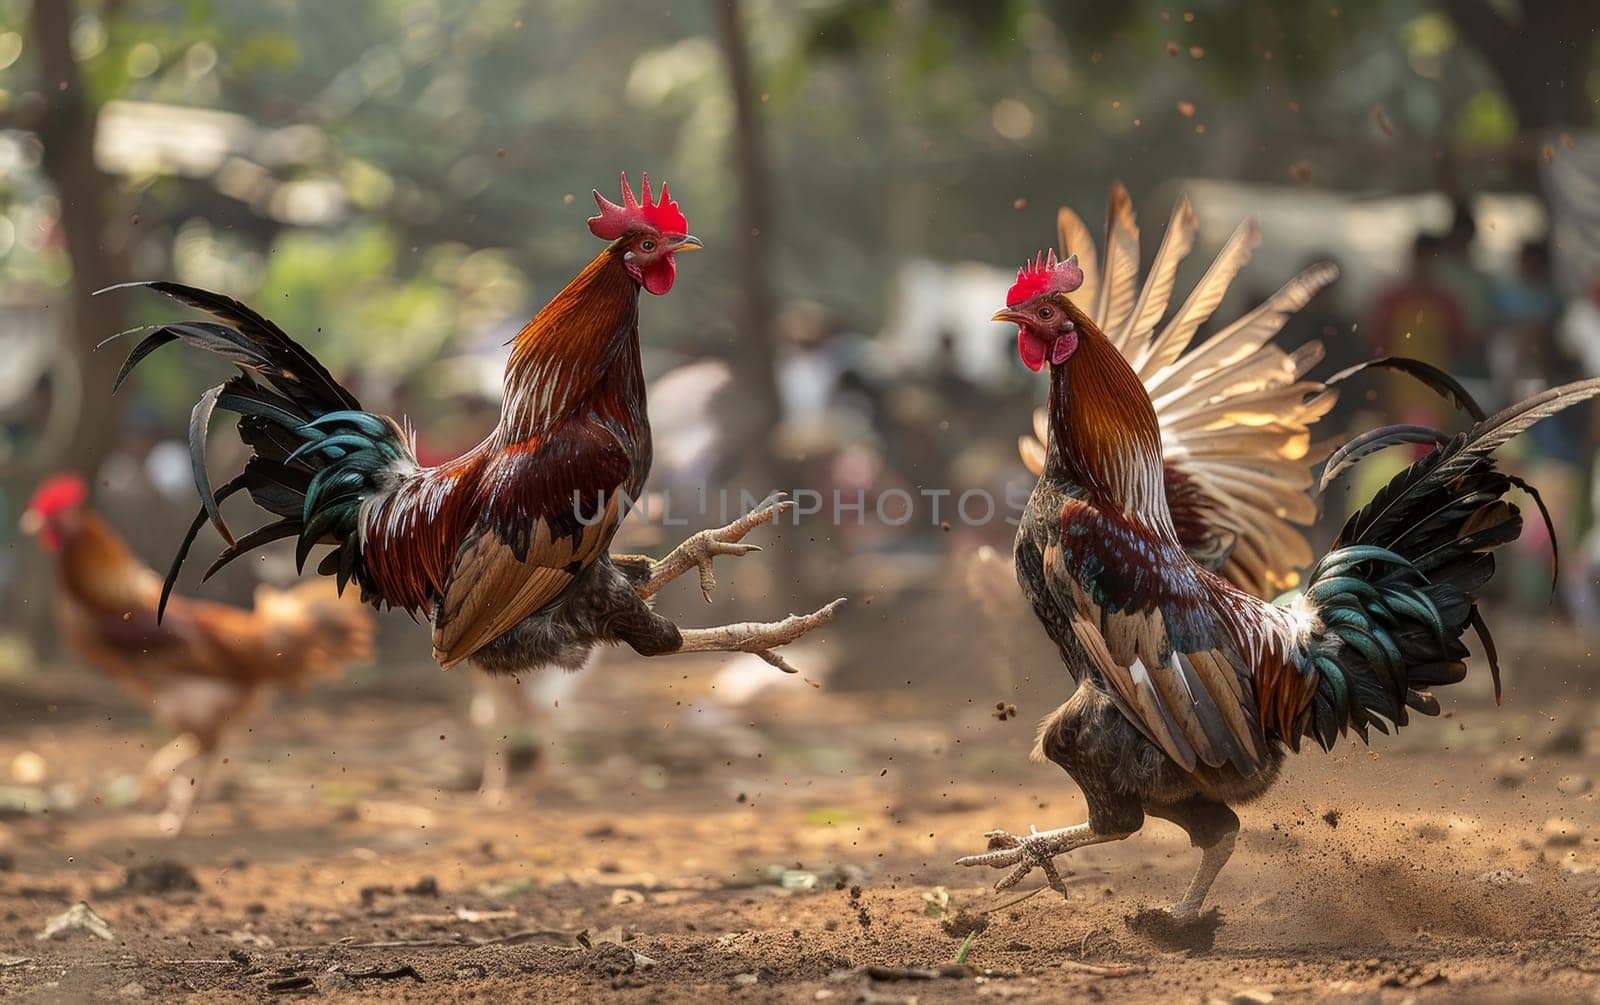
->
[256, 225, 455, 380]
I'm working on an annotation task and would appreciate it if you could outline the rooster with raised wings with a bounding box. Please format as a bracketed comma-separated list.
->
[109, 173, 839, 683]
[962, 186, 1599, 930]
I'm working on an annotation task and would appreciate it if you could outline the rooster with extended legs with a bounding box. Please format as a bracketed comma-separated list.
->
[108, 172, 838, 695]
[962, 188, 1597, 935]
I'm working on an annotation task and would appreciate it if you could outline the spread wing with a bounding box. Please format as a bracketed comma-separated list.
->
[431, 420, 633, 668]
[1022, 186, 1339, 598]
[1048, 499, 1272, 774]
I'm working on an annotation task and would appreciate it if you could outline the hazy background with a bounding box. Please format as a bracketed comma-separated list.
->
[2, 0, 1599, 697]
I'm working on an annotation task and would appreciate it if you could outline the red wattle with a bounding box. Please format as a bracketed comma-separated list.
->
[642, 255, 677, 296]
[1018, 329, 1046, 371]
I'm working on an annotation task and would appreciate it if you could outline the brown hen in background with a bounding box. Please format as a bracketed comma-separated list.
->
[22, 472, 374, 834]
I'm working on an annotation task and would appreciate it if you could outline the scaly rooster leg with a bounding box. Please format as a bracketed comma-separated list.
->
[1143, 797, 1239, 921]
[955, 823, 1132, 897]
[153, 737, 216, 836]
[1165, 830, 1236, 921]
[142, 733, 202, 802]
[637, 493, 795, 602]
[671, 598, 846, 674]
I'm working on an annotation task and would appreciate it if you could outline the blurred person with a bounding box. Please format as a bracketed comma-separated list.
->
[1559, 275, 1600, 378]
[774, 298, 879, 448]
[1558, 277, 1600, 625]
[1490, 242, 1586, 615]
[1433, 200, 1495, 391]
[1492, 242, 1571, 408]
[1366, 234, 1472, 427]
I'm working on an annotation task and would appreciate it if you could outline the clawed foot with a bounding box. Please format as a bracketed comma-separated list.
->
[955, 825, 1080, 896]
[641, 492, 794, 601]
[674, 598, 846, 674]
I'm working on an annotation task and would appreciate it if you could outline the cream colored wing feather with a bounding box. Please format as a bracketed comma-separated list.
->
[1094, 184, 1141, 343]
[1020, 187, 1339, 599]
[1056, 207, 1100, 321]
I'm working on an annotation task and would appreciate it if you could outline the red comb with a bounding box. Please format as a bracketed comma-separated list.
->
[28, 472, 87, 517]
[1006, 249, 1084, 306]
[588, 171, 688, 240]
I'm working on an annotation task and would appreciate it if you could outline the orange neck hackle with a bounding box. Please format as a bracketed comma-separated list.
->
[501, 248, 640, 441]
[1044, 298, 1173, 534]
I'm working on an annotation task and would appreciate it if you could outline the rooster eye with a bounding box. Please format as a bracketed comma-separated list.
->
[640, 239, 657, 252]
[1037, 306, 1054, 320]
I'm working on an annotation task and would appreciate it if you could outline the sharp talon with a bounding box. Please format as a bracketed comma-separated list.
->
[757, 651, 799, 674]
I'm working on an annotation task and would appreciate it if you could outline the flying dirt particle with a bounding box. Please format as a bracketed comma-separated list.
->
[1013, 197, 1027, 210]
[1542, 817, 1582, 847]
[1322, 808, 1341, 828]
[1166, 41, 1180, 57]
[404, 875, 439, 897]
[1091, 51, 1103, 63]
[122, 611, 132, 622]
[120, 860, 199, 896]
[993, 702, 1017, 722]
[1126, 905, 1222, 950]
[1290, 161, 1313, 183]
[1176, 101, 1196, 118]
[1189, 46, 1204, 59]
[563, 193, 575, 204]
[941, 909, 989, 939]
[495, 148, 506, 159]
[1373, 107, 1394, 136]
[1556, 774, 1592, 795]
[1542, 144, 1555, 163]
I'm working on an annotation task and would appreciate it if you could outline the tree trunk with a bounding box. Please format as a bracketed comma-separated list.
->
[711, 0, 780, 424]
[711, 0, 804, 591]
[30, 0, 127, 478]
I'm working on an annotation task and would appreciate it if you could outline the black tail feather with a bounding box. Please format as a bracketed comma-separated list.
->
[107, 281, 407, 619]
[1324, 355, 1488, 422]
[1301, 378, 1600, 746]
[161, 473, 250, 618]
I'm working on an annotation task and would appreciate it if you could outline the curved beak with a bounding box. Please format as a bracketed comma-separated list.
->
[18, 509, 42, 536]
[672, 234, 703, 252]
[991, 308, 1025, 325]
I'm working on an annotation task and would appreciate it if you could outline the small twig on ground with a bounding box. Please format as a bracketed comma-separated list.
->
[981, 886, 1045, 915]
[863, 964, 972, 981]
[1061, 959, 1147, 977]
[281, 928, 579, 952]
[339, 964, 423, 983]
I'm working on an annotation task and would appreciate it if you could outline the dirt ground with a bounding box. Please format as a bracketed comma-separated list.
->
[3, 621, 1600, 1004]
